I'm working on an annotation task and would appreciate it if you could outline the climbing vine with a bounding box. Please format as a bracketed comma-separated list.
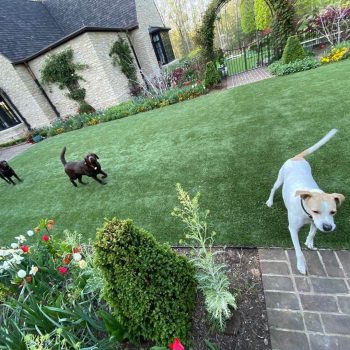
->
[109, 37, 140, 94]
[198, 0, 296, 61]
[268, 0, 296, 57]
[41, 48, 95, 114]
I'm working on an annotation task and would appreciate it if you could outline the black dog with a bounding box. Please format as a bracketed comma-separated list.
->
[60, 147, 107, 187]
[0, 160, 23, 185]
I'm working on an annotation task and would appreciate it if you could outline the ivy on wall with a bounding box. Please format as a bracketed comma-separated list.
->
[41, 48, 95, 114]
[109, 37, 140, 95]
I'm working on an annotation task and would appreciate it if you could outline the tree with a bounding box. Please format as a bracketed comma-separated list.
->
[303, 4, 350, 46]
[240, 0, 256, 33]
[254, 0, 272, 30]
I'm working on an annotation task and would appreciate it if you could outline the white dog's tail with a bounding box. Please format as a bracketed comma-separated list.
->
[294, 129, 338, 158]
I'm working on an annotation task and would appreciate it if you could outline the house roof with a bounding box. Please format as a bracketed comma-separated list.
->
[0, 0, 138, 63]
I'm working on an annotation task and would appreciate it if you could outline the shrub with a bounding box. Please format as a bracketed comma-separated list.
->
[204, 61, 221, 87]
[78, 101, 95, 114]
[172, 184, 237, 331]
[95, 218, 197, 345]
[268, 57, 320, 76]
[281, 36, 305, 64]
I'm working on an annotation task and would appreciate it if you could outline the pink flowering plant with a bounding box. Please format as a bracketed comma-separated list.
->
[0, 218, 117, 349]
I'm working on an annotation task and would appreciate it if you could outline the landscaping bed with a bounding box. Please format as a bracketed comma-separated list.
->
[176, 247, 271, 350]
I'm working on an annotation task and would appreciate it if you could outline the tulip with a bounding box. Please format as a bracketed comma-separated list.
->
[169, 338, 184, 350]
[58, 266, 68, 275]
[17, 269, 26, 279]
[42, 234, 49, 242]
[21, 245, 29, 253]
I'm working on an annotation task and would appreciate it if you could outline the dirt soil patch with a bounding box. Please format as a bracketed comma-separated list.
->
[175, 247, 271, 350]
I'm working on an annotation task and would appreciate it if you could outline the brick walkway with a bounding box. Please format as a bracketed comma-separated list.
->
[259, 248, 350, 350]
[226, 67, 273, 89]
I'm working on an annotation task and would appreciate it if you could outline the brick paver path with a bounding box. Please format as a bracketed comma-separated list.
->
[226, 67, 272, 89]
[259, 248, 350, 350]
[0, 143, 33, 161]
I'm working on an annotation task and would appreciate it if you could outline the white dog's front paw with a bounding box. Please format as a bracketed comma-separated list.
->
[305, 240, 317, 251]
[266, 199, 273, 207]
[297, 256, 307, 275]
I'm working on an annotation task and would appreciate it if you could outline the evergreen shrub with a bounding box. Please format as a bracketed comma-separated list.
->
[95, 218, 197, 345]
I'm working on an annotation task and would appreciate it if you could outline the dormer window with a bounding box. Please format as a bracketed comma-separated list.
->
[149, 27, 175, 65]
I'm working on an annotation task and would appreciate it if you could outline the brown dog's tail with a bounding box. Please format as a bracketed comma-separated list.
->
[60, 147, 67, 165]
[293, 129, 338, 159]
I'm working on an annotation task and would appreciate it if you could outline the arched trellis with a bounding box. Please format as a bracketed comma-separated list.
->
[198, 0, 296, 61]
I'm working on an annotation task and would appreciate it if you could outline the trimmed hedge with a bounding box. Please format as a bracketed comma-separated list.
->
[94, 218, 197, 346]
[268, 57, 320, 76]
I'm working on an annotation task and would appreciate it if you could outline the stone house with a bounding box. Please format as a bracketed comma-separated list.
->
[0, 0, 175, 143]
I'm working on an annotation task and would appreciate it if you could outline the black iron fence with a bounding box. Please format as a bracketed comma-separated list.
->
[217, 37, 273, 77]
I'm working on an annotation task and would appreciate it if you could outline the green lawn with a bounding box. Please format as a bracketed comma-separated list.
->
[1, 61, 350, 248]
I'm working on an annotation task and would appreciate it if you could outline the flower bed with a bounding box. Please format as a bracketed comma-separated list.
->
[320, 47, 350, 64]
[32, 83, 207, 139]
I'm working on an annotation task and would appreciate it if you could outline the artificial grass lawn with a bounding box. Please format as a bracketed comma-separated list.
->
[1, 60, 350, 248]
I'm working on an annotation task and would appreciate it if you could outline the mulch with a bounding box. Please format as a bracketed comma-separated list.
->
[175, 247, 271, 350]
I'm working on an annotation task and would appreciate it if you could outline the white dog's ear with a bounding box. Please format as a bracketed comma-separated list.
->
[295, 190, 312, 200]
[332, 193, 345, 207]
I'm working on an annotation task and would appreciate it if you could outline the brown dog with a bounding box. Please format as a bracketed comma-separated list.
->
[60, 147, 107, 187]
[0, 160, 22, 185]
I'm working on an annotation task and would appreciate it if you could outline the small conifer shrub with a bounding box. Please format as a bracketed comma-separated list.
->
[281, 36, 305, 64]
[204, 61, 221, 87]
[94, 218, 197, 346]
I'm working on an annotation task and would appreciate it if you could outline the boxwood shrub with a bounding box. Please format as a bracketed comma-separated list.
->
[94, 218, 197, 346]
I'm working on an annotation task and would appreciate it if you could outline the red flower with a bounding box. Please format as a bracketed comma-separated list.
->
[169, 338, 184, 350]
[42, 234, 49, 242]
[21, 245, 29, 253]
[58, 266, 68, 275]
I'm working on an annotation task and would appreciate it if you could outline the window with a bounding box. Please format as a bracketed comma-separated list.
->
[0, 92, 22, 131]
[150, 27, 175, 65]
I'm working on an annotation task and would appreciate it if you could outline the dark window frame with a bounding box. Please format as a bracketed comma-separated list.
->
[150, 28, 175, 66]
[0, 89, 30, 131]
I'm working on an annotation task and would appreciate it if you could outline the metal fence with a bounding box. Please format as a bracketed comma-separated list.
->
[300, 30, 350, 49]
[219, 37, 272, 76]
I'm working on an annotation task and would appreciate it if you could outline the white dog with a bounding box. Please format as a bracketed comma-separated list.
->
[266, 129, 345, 274]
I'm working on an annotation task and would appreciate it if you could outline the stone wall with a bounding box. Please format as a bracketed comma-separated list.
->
[129, 0, 165, 79]
[28, 32, 133, 118]
[0, 54, 56, 143]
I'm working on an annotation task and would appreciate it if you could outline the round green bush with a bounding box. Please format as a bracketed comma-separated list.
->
[281, 35, 305, 64]
[94, 218, 197, 345]
[204, 61, 221, 88]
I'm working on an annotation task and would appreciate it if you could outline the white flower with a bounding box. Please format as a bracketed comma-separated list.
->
[27, 230, 34, 237]
[3, 261, 10, 270]
[73, 253, 82, 261]
[15, 235, 26, 243]
[10, 243, 18, 249]
[29, 265, 39, 276]
[17, 269, 26, 278]
[12, 254, 24, 264]
[78, 260, 87, 269]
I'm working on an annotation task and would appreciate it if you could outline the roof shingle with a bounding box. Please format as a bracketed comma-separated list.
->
[0, 0, 138, 63]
